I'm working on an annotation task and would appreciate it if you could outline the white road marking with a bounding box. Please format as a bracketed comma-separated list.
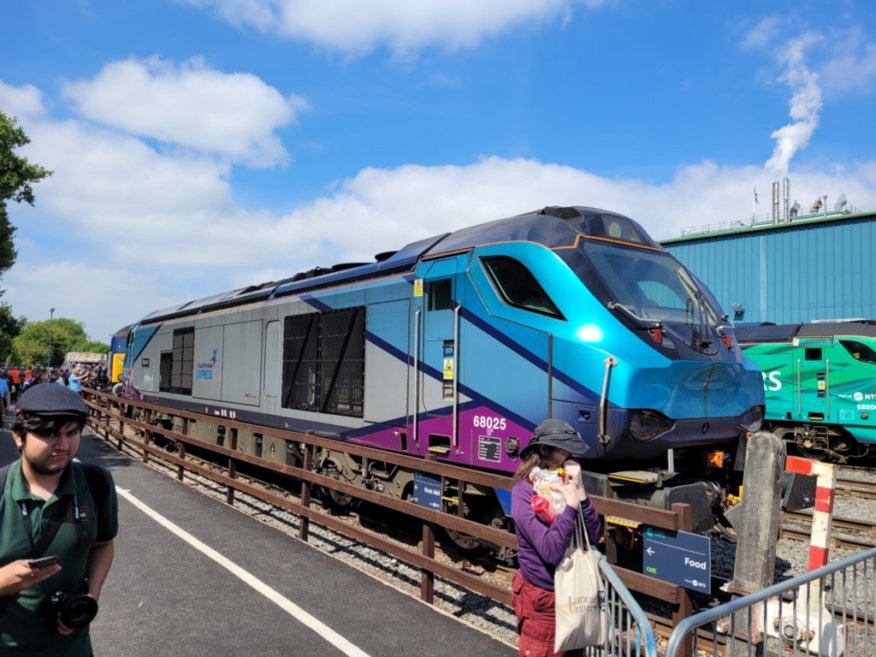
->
[116, 487, 371, 657]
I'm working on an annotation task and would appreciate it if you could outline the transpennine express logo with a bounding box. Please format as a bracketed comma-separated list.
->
[196, 349, 218, 380]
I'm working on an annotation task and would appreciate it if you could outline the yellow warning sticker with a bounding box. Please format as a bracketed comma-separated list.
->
[443, 358, 454, 380]
[413, 279, 424, 297]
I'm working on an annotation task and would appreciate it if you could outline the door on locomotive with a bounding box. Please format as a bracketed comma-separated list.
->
[417, 257, 464, 456]
[795, 339, 834, 424]
[363, 299, 410, 434]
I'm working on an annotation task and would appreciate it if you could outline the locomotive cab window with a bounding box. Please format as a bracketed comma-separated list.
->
[426, 279, 453, 311]
[840, 340, 876, 364]
[805, 348, 823, 361]
[480, 256, 563, 319]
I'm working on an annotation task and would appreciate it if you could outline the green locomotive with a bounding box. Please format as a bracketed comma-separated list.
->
[734, 321, 876, 461]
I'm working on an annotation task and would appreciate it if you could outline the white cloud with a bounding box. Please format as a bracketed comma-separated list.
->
[0, 81, 46, 122]
[3, 259, 183, 340]
[62, 57, 307, 167]
[187, 0, 606, 55]
[741, 16, 782, 52]
[818, 26, 876, 95]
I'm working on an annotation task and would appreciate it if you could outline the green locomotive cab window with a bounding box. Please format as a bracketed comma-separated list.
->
[480, 256, 564, 319]
[840, 340, 876, 364]
[805, 348, 823, 361]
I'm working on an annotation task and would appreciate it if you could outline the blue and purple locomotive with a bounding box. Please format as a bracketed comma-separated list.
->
[117, 206, 764, 546]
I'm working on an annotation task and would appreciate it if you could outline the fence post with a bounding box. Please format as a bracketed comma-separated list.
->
[669, 502, 694, 657]
[226, 459, 236, 506]
[421, 522, 435, 604]
[730, 431, 785, 595]
[299, 444, 312, 542]
[725, 431, 785, 652]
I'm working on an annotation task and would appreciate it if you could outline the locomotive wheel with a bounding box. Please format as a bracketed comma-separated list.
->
[444, 528, 482, 552]
[149, 420, 179, 452]
[318, 459, 359, 514]
[440, 498, 502, 555]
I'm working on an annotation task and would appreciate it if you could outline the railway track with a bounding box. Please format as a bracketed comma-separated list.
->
[782, 512, 876, 549]
[836, 475, 876, 501]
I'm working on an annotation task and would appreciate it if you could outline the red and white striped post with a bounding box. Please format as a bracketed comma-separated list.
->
[785, 455, 836, 570]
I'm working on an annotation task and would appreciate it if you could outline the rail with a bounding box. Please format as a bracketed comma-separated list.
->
[594, 554, 659, 656]
[84, 389, 690, 652]
[665, 546, 876, 656]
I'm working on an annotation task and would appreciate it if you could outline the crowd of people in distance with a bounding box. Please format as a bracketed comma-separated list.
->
[0, 364, 110, 405]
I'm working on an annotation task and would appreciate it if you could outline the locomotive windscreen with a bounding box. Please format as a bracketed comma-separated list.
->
[579, 241, 721, 327]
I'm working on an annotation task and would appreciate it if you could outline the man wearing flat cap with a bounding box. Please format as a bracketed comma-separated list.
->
[0, 384, 118, 656]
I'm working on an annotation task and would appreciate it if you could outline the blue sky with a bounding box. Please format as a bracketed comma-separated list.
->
[2, 0, 875, 342]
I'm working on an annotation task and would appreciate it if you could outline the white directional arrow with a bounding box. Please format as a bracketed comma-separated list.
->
[646, 547, 655, 556]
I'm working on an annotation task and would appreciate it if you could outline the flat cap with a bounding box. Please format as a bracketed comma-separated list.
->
[16, 383, 88, 418]
[521, 418, 588, 459]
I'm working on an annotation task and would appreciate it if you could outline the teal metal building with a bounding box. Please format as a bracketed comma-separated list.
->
[662, 209, 876, 324]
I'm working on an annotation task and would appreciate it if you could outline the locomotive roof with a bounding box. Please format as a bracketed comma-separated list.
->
[734, 321, 876, 343]
[139, 206, 661, 324]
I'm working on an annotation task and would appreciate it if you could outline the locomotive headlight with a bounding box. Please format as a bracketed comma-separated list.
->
[576, 324, 604, 343]
[628, 409, 674, 441]
[737, 405, 765, 433]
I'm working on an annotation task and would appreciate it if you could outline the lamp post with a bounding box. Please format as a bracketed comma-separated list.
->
[48, 307, 55, 368]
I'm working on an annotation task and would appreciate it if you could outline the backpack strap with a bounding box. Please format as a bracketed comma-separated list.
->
[0, 463, 9, 495]
[77, 461, 109, 510]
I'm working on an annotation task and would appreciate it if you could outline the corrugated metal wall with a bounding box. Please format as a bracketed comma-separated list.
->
[662, 212, 876, 324]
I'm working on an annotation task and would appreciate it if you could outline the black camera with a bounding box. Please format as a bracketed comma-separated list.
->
[45, 580, 98, 629]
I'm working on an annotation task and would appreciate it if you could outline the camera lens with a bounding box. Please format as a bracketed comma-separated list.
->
[60, 594, 99, 628]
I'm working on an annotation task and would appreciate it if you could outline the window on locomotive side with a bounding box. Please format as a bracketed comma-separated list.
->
[805, 348, 823, 361]
[840, 340, 876, 364]
[480, 256, 564, 319]
[426, 279, 452, 311]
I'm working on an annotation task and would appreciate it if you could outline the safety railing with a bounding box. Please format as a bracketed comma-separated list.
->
[665, 546, 876, 657]
[588, 554, 659, 657]
[84, 388, 682, 654]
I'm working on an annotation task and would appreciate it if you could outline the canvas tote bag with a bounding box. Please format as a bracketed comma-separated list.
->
[554, 508, 609, 652]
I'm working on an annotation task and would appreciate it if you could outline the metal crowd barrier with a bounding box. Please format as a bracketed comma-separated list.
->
[587, 554, 658, 657]
[665, 547, 876, 657]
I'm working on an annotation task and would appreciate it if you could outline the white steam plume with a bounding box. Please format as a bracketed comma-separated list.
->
[765, 33, 823, 176]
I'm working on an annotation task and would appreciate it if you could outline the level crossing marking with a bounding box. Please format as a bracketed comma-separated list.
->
[116, 487, 372, 657]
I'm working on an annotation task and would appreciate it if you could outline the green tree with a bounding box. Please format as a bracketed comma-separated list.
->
[10, 317, 93, 367]
[0, 302, 26, 362]
[72, 339, 110, 354]
[0, 111, 52, 277]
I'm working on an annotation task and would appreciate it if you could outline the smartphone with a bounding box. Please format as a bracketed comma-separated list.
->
[27, 555, 60, 569]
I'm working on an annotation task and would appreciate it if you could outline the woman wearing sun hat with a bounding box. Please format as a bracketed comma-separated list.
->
[510, 419, 602, 657]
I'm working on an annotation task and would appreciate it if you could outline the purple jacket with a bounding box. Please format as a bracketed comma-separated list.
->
[511, 477, 602, 591]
